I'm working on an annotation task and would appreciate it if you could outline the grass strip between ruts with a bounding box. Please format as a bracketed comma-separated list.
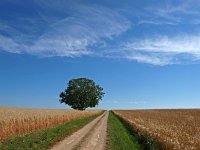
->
[0, 111, 104, 150]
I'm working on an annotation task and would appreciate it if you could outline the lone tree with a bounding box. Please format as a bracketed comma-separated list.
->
[59, 78, 104, 110]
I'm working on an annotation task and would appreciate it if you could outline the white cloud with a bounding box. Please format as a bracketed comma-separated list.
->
[138, 1, 200, 25]
[0, 35, 23, 54]
[125, 53, 173, 65]
[138, 20, 177, 25]
[29, 6, 131, 57]
[0, 3, 131, 57]
[126, 36, 200, 53]
[2, 0, 200, 66]
[123, 35, 200, 65]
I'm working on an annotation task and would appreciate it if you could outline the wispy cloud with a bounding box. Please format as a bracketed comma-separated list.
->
[123, 34, 200, 65]
[138, 20, 177, 25]
[138, 1, 200, 25]
[30, 5, 131, 57]
[1, 0, 200, 66]
[0, 35, 23, 54]
[0, 1, 131, 57]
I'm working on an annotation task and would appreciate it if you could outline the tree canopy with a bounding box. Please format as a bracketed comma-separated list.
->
[59, 78, 105, 110]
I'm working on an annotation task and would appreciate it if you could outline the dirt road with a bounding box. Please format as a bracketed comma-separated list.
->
[50, 111, 108, 150]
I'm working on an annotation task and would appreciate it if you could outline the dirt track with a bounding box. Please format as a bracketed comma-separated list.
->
[50, 111, 108, 150]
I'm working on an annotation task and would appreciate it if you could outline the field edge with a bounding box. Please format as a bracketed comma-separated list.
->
[106, 111, 142, 150]
[111, 111, 161, 150]
[0, 110, 104, 150]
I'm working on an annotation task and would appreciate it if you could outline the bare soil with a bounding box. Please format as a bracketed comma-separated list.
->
[50, 111, 108, 150]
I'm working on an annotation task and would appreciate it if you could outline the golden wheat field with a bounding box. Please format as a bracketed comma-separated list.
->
[0, 106, 100, 143]
[113, 109, 200, 150]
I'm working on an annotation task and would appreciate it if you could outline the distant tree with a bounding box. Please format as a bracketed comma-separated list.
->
[59, 78, 105, 110]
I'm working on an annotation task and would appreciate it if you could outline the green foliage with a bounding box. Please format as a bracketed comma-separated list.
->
[0, 112, 102, 150]
[107, 111, 142, 150]
[60, 78, 104, 110]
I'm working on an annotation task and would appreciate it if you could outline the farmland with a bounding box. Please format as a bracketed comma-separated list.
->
[107, 111, 141, 150]
[1, 108, 200, 150]
[113, 109, 200, 150]
[0, 106, 101, 143]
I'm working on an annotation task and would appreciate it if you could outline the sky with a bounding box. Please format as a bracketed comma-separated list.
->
[1, 0, 200, 109]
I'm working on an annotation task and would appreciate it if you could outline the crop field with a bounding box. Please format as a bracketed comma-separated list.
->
[0, 107, 100, 143]
[113, 109, 200, 150]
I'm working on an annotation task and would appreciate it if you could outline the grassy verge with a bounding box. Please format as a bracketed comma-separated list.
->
[0, 111, 103, 150]
[111, 111, 161, 150]
[107, 111, 142, 150]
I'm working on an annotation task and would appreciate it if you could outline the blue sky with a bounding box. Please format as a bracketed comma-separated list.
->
[1, 0, 200, 109]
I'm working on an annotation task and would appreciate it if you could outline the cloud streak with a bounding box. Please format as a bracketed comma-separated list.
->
[30, 5, 131, 57]
[0, 1, 131, 57]
[0, 35, 23, 54]
[137, 0, 200, 26]
[123, 34, 200, 65]
[1, 0, 200, 65]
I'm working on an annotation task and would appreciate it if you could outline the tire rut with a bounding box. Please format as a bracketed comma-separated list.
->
[50, 111, 108, 150]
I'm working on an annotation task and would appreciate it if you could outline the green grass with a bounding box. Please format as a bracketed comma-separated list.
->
[0, 111, 103, 150]
[107, 111, 142, 150]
